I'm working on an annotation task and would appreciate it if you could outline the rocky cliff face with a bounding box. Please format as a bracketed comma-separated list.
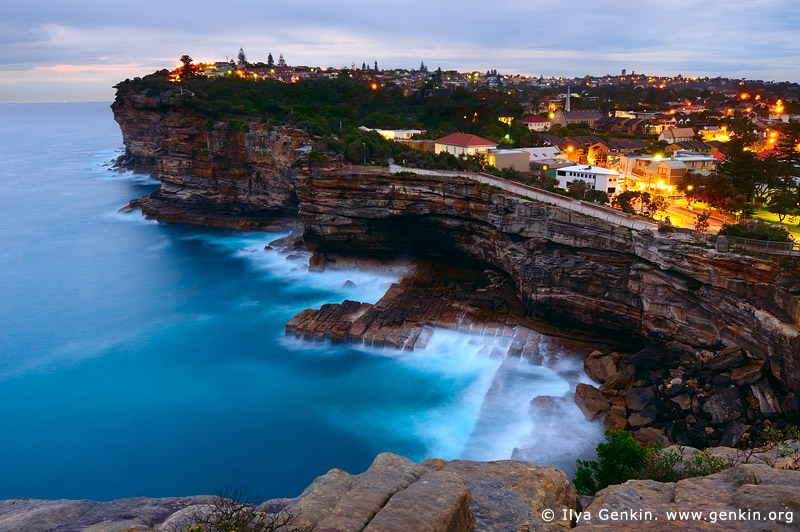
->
[113, 87, 312, 229]
[296, 168, 800, 392]
[111, 87, 800, 410]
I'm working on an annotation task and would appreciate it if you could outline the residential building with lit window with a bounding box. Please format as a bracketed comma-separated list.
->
[517, 115, 551, 131]
[555, 164, 622, 195]
[433, 133, 497, 156]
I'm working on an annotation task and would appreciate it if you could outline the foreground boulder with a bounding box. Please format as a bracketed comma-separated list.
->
[0, 453, 579, 532]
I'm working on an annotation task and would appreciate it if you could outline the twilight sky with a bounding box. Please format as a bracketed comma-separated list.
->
[1, 0, 799, 103]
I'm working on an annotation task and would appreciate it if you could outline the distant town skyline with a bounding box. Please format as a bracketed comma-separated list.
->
[2, 0, 799, 103]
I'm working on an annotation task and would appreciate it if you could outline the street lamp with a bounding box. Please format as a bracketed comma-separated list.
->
[362, 142, 366, 164]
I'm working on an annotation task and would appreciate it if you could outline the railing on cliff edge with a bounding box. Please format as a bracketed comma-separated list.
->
[723, 235, 800, 257]
[343, 164, 657, 232]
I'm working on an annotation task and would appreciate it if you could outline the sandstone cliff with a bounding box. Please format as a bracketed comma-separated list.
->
[112, 86, 800, 425]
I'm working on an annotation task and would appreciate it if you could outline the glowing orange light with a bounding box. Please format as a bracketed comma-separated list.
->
[746, 108, 752, 112]
[755, 95, 761, 100]
[568, 146, 574, 152]
[371, 83, 378, 90]
[740, 93, 749, 100]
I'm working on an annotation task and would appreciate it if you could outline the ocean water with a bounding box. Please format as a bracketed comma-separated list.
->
[0, 102, 603, 502]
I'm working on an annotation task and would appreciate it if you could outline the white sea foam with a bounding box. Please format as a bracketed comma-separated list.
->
[184, 230, 603, 471]
[188, 231, 401, 305]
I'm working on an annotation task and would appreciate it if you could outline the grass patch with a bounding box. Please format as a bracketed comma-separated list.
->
[752, 208, 800, 241]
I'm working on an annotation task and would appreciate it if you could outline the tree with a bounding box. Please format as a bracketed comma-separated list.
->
[695, 211, 711, 233]
[585, 189, 610, 204]
[374, 60, 378, 71]
[767, 186, 799, 222]
[420, 61, 427, 72]
[267, 53, 274, 67]
[613, 190, 639, 214]
[178, 54, 198, 78]
[237, 48, 247, 66]
[568, 179, 589, 200]
[278, 53, 286, 67]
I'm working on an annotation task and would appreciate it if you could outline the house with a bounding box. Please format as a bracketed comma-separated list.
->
[519, 146, 564, 172]
[665, 140, 714, 153]
[487, 149, 530, 172]
[699, 126, 731, 143]
[519, 146, 563, 161]
[650, 113, 678, 134]
[540, 134, 563, 147]
[555, 164, 622, 195]
[551, 108, 604, 128]
[518, 115, 550, 131]
[672, 151, 716, 172]
[560, 136, 608, 164]
[434, 133, 497, 156]
[658, 127, 696, 144]
[642, 160, 687, 194]
[359, 126, 424, 140]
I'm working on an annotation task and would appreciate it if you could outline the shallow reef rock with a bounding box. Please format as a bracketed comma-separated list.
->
[0, 453, 579, 532]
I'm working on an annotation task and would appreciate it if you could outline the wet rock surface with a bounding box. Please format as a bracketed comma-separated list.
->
[570, 342, 799, 449]
[285, 259, 541, 351]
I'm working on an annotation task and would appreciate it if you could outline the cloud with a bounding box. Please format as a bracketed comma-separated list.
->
[1, 0, 799, 102]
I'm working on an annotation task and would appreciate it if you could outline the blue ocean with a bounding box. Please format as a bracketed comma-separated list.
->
[0, 102, 603, 502]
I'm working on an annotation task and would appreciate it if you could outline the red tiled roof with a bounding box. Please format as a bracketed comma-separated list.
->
[434, 133, 497, 147]
[757, 150, 789, 160]
[518, 115, 548, 123]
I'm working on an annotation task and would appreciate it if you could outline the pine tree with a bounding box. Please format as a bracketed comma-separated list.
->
[362, 62, 366, 71]
[267, 53, 274, 67]
[420, 61, 426, 72]
[278, 53, 286, 67]
[178, 55, 198, 78]
[374, 61, 378, 71]
[237, 48, 247, 66]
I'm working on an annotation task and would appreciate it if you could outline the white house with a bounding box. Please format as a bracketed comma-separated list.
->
[359, 126, 424, 140]
[434, 133, 497, 156]
[517, 115, 550, 131]
[555, 164, 622, 195]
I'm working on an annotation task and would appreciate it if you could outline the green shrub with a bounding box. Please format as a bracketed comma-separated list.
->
[719, 220, 792, 242]
[574, 429, 648, 495]
[575, 430, 734, 495]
